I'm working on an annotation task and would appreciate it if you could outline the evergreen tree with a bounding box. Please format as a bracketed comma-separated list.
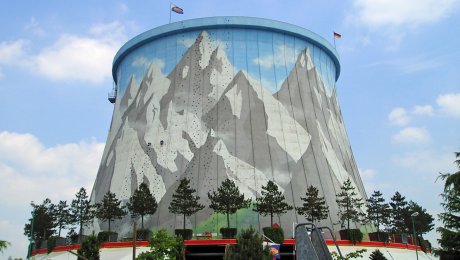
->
[169, 178, 205, 230]
[435, 151, 460, 258]
[94, 191, 126, 233]
[367, 190, 390, 232]
[369, 249, 387, 260]
[70, 188, 94, 242]
[24, 199, 56, 243]
[77, 233, 100, 260]
[335, 178, 365, 230]
[126, 183, 158, 230]
[405, 201, 434, 235]
[254, 180, 293, 226]
[0, 240, 10, 253]
[389, 191, 408, 234]
[225, 226, 272, 260]
[208, 179, 251, 228]
[53, 200, 71, 237]
[296, 185, 329, 224]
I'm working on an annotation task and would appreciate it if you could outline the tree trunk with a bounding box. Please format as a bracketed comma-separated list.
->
[183, 214, 186, 230]
[141, 215, 144, 230]
[227, 213, 230, 228]
[79, 221, 83, 243]
[270, 213, 273, 227]
[108, 219, 111, 233]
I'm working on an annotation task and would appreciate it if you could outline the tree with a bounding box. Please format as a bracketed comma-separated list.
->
[94, 191, 126, 233]
[335, 178, 366, 230]
[435, 151, 460, 258]
[53, 200, 71, 237]
[77, 233, 100, 260]
[0, 240, 10, 253]
[169, 178, 205, 230]
[389, 191, 408, 234]
[224, 226, 272, 260]
[126, 183, 158, 230]
[253, 180, 293, 226]
[24, 199, 55, 244]
[208, 178, 251, 228]
[367, 190, 390, 232]
[405, 201, 434, 235]
[70, 188, 94, 242]
[296, 185, 329, 224]
[369, 249, 387, 260]
[137, 229, 184, 260]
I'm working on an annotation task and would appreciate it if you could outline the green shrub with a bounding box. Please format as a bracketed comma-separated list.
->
[347, 229, 363, 245]
[225, 226, 272, 260]
[262, 227, 285, 244]
[137, 229, 184, 260]
[77, 233, 100, 260]
[46, 236, 56, 253]
[370, 249, 387, 260]
[331, 249, 367, 260]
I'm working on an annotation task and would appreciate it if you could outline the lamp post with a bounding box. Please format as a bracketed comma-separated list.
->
[411, 212, 419, 260]
[27, 201, 36, 260]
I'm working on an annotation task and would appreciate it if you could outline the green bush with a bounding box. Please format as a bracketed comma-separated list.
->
[97, 231, 118, 242]
[347, 229, 363, 245]
[225, 226, 272, 260]
[262, 227, 285, 244]
[174, 229, 193, 240]
[370, 249, 387, 260]
[137, 229, 184, 260]
[77, 233, 100, 260]
[46, 236, 56, 253]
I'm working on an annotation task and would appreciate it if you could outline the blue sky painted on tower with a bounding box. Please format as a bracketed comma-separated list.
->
[0, 0, 459, 258]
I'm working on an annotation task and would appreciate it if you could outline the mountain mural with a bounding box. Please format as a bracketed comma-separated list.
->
[89, 30, 367, 236]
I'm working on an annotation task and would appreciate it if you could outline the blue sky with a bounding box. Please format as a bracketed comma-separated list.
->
[1, 0, 459, 258]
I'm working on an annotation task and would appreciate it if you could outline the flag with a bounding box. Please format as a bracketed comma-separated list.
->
[171, 4, 184, 14]
[334, 32, 342, 38]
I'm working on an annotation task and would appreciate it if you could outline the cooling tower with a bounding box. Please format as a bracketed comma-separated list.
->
[90, 17, 367, 236]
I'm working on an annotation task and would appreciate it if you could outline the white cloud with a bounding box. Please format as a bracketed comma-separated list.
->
[0, 21, 125, 84]
[388, 107, 410, 126]
[24, 17, 45, 37]
[394, 149, 456, 174]
[436, 93, 460, 117]
[0, 131, 104, 258]
[0, 131, 104, 206]
[392, 127, 431, 144]
[253, 44, 296, 70]
[132, 57, 165, 71]
[412, 105, 434, 116]
[352, 0, 460, 28]
[0, 39, 28, 65]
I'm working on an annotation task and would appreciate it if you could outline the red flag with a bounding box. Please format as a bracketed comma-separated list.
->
[334, 32, 342, 39]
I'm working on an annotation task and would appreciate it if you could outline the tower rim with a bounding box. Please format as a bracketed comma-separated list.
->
[112, 16, 341, 84]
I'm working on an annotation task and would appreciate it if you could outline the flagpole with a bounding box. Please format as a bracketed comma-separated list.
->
[169, 2, 172, 23]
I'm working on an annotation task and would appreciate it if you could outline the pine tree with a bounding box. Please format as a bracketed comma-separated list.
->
[406, 201, 434, 235]
[208, 178, 251, 228]
[389, 191, 408, 234]
[53, 200, 71, 237]
[435, 151, 460, 258]
[253, 180, 293, 226]
[335, 178, 365, 230]
[70, 188, 94, 242]
[169, 178, 205, 230]
[94, 191, 126, 233]
[367, 190, 390, 233]
[24, 198, 56, 243]
[369, 249, 387, 260]
[296, 185, 329, 224]
[126, 183, 158, 230]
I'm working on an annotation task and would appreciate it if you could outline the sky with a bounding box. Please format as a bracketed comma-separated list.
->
[0, 0, 459, 258]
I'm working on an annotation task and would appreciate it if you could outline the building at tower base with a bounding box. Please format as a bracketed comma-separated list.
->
[90, 17, 368, 237]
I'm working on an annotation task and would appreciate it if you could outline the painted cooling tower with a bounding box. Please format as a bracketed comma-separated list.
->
[90, 17, 367, 236]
